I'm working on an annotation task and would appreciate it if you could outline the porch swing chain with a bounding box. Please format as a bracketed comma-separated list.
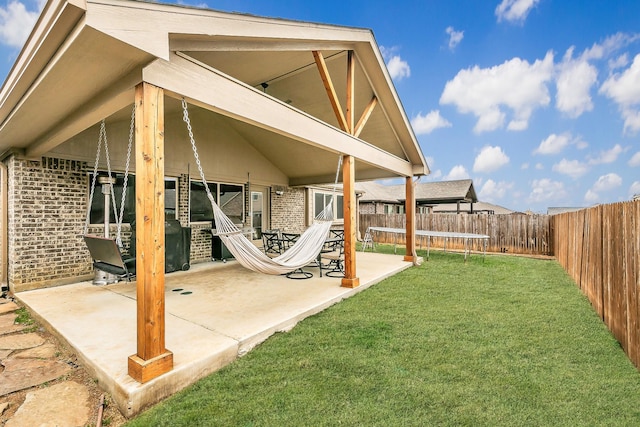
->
[101, 121, 121, 244]
[84, 110, 134, 248]
[84, 123, 104, 236]
[115, 105, 135, 247]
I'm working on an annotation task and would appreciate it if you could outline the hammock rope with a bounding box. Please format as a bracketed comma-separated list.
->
[182, 98, 339, 275]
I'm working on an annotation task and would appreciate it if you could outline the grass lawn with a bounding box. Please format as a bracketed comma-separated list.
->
[127, 248, 640, 426]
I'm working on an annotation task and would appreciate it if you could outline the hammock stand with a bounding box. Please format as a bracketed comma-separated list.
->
[181, 98, 340, 275]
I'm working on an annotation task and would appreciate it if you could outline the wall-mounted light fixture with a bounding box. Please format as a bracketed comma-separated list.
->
[274, 185, 285, 196]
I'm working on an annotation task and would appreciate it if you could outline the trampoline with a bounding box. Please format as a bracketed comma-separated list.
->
[364, 227, 490, 261]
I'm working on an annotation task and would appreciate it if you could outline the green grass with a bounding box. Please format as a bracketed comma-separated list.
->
[127, 248, 640, 426]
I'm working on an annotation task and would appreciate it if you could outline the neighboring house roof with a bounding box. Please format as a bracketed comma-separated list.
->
[356, 179, 478, 204]
[433, 201, 514, 215]
[353, 181, 399, 203]
[0, 0, 428, 185]
[547, 207, 585, 215]
[413, 179, 477, 204]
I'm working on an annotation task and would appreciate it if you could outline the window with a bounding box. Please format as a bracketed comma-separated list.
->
[219, 183, 244, 224]
[89, 173, 177, 224]
[313, 191, 344, 220]
[89, 172, 135, 225]
[384, 204, 404, 214]
[189, 181, 244, 224]
[189, 181, 217, 222]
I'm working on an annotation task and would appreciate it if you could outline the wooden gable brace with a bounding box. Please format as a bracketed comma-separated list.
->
[312, 50, 378, 140]
[312, 50, 349, 132]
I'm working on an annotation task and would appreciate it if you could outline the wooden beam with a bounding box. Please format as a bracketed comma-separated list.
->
[143, 55, 415, 177]
[353, 96, 378, 138]
[128, 82, 173, 383]
[346, 50, 355, 134]
[312, 50, 348, 132]
[341, 154, 359, 288]
[404, 176, 417, 264]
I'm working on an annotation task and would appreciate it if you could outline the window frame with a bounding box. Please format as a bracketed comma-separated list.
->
[87, 172, 178, 226]
[189, 179, 245, 225]
[311, 189, 344, 223]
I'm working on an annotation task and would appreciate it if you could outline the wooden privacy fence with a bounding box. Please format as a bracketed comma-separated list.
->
[360, 213, 552, 256]
[552, 200, 640, 369]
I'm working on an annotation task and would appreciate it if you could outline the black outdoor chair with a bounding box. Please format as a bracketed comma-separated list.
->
[261, 230, 282, 258]
[280, 232, 300, 250]
[320, 236, 345, 278]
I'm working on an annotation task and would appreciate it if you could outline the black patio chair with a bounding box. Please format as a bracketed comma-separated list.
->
[320, 236, 345, 278]
[261, 230, 282, 258]
[280, 232, 300, 250]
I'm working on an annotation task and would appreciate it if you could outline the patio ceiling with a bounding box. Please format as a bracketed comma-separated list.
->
[0, 0, 428, 184]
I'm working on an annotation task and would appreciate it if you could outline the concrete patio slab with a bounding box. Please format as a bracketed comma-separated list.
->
[16, 252, 412, 418]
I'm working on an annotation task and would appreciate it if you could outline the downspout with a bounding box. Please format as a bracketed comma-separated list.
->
[0, 161, 8, 295]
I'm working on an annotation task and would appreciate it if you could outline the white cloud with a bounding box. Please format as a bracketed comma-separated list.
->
[440, 52, 554, 133]
[584, 189, 599, 204]
[583, 32, 640, 61]
[555, 47, 598, 118]
[585, 173, 623, 203]
[0, 0, 40, 48]
[609, 54, 629, 70]
[588, 144, 624, 165]
[386, 55, 411, 81]
[479, 179, 513, 201]
[629, 151, 640, 167]
[428, 169, 443, 180]
[534, 133, 572, 155]
[552, 158, 589, 179]
[600, 53, 640, 134]
[443, 165, 469, 180]
[521, 163, 529, 170]
[445, 26, 464, 50]
[535, 163, 544, 170]
[495, 0, 540, 23]
[528, 178, 567, 203]
[591, 173, 622, 192]
[473, 145, 510, 173]
[411, 110, 452, 135]
[629, 181, 640, 198]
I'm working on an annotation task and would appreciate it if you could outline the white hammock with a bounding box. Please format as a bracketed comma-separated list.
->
[182, 99, 337, 275]
[213, 199, 334, 275]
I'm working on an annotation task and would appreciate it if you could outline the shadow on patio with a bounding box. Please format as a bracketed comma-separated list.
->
[15, 251, 412, 418]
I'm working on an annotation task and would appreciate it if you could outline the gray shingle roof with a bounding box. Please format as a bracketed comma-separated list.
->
[356, 179, 477, 204]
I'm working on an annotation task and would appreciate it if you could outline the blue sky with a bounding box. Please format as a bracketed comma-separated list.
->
[1, 0, 639, 213]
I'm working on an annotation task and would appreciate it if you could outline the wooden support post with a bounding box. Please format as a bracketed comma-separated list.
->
[341, 154, 360, 288]
[346, 50, 355, 134]
[128, 82, 173, 383]
[404, 176, 417, 263]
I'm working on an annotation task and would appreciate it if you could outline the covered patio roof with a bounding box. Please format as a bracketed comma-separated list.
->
[0, 0, 428, 184]
[0, 0, 428, 392]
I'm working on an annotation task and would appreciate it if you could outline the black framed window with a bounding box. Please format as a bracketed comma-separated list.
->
[189, 181, 244, 224]
[89, 173, 177, 224]
[189, 181, 217, 222]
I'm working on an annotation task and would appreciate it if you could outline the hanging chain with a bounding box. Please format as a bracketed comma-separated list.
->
[115, 105, 135, 246]
[101, 121, 120, 243]
[84, 121, 104, 235]
[182, 98, 217, 207]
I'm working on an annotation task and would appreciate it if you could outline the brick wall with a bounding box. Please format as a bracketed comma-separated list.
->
[8, 156, 92, 292]
[5, 155, 298, 290]
[271, 187, 306, 234]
